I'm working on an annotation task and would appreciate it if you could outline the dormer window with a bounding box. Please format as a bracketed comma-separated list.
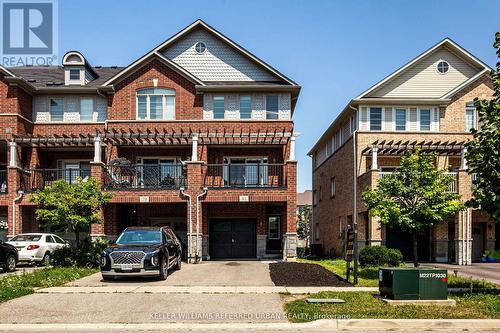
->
[69, 69, 80, 81]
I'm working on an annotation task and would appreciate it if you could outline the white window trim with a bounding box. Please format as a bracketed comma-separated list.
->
[418, 107, 432, 132]
[212, 95, 225, 120]
[465, 103, 478, 132]
[136, 90, 176, 121]
[368, 106, 383, 131]
[79, 97, 95, 122]
[268, 215, 281, 240]
[264, 94, 280, 120]
[238, 94, 252, 120]
[49, 97, 64, 122]
[394, 107, 408, 131]
[365, 105, 438, 132]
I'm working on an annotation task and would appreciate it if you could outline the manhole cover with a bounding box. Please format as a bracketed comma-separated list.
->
[225, 262, 240, 266]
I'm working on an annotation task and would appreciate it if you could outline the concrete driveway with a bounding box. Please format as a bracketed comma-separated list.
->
[68, 260, 276, 287]
[0, 263, 45, 277]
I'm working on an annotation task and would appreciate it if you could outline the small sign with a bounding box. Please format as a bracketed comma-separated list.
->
[239, 195, 249, 202]
[345, 228, 355, 262]
[139, 196, 150, 203]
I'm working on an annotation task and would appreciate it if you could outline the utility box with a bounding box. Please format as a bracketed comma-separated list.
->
[379, 268, 448, 300]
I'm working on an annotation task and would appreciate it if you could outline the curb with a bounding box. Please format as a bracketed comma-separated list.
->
[0, 319, 499, 331]
[34, 286, 379, 294]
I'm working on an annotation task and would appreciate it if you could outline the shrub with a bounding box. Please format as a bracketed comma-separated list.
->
[359, 246, 403, 268]
[447, 275, 497, 289]
[51, 238, 108, 268]
[297, 247, 309, 259]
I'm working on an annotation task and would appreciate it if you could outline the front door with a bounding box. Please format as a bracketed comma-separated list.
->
[210, 219, 256, 259]
[472, 223, 485, 262]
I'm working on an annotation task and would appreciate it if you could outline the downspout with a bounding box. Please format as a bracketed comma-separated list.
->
[196, 187, 208, 263]
[12, 191, 24, 237]
[180, 187, 192, 263]
[349, 104, 359, 285]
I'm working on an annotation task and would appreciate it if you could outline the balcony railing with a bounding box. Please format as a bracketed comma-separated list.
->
[21, 168, 91, 192]
[0, 170, 7, 194]
[104, 164, 185, 190]
[377, 171, 458, 193]
[204, 164, 285, 188]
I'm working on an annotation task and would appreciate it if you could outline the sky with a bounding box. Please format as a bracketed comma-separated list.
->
[57, 0, 500, 192]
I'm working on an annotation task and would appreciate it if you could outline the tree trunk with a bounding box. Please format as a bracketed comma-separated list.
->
[74, 227, 80, 247]
[412, 232, 419, 267]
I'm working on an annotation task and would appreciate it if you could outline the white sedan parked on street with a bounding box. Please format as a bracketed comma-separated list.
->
[7, 233, 68, 266]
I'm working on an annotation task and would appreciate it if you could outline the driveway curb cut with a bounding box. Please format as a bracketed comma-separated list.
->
[0, 319, 498, 331]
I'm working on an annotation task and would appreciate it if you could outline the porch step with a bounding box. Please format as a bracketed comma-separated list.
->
[262, 253, 282, 259]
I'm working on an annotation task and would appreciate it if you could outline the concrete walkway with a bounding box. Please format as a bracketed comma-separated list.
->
[421, 263, 500, 285]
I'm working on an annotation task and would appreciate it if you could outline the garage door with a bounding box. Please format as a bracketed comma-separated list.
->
[210, 219, 256, 259]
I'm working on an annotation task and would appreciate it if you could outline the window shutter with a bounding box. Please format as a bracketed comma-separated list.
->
[409, 108, 418, 131]
[431, 108, 439, 131]
[383, 107, 393, 131]
[359, 107, 368, 130]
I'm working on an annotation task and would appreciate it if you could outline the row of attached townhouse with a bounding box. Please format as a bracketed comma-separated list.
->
[0, 20, 301, 262]
[309, 38, 498, 265]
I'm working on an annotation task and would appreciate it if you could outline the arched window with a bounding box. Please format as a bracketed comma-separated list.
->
[136, 88, 175, 120]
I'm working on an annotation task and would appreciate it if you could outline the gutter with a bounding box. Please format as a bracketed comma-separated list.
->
[180, 187, 192, 263]
[195, 187, 208, 262]
[11, 191, 24, 237]
[348, 104, 359, 285]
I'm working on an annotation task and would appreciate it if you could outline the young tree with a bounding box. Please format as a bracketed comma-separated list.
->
[465, 32, 500, 223]
[30, 178, 112, 246]
[362, 151, 464, 267]
[297, 205, 312, 246]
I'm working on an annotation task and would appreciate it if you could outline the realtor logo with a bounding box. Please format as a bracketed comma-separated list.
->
[1, 0, 58, 66]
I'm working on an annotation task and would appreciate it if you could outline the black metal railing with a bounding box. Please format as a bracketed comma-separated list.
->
[0, 170, 7, 194]
[204, 164, 285, 188]
[21, 168, 91, 192]
[104, 164, 185, 190]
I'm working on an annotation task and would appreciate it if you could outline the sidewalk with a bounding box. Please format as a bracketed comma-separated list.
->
[35, 285, 378, 294]
[0, 319, 498, 332]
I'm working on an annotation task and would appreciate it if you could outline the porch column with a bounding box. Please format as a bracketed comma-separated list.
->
[191, 136, 198, 162]
[371, 146, 378, 170]
[93, 136, 102, 163]
[284, 160, 298, 260]
[9, 141, 17, 167]
[460, 147, 467, 170]
[184, 161, 204, 263]
[289, 133, 299, 161]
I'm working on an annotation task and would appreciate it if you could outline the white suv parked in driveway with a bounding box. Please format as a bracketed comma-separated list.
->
[7, 233, 68, 266]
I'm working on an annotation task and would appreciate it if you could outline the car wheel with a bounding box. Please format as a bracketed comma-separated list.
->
[40, 253, 50, 267]
[158, 255, 168, 280]
[173, 253, 181, 270]
[5, 254, 16, 272]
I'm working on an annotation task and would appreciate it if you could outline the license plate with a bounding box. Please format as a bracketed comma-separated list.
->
[120, 264, 133, 271]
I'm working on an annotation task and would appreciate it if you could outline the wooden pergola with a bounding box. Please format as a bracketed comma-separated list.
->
[12, 128, 293, 147]
[362, 139, 466, 156]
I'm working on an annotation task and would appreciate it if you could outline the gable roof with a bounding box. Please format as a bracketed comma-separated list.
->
[354, 38, 492, 100]
[104, 19, 298, 86]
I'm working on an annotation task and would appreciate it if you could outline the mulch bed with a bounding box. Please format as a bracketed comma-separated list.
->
[269, 262, 352, 287]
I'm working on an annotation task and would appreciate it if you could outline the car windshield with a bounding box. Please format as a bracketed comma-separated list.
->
[10, 235, 42, 242]
[116, 230, 162, 246]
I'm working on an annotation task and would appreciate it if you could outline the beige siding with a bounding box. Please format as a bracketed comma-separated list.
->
[367, 47, 481, 98]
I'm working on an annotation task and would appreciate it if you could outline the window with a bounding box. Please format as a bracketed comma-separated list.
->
[395, 108, 406, 131]
[420, 109, 431, 131]
[137, 157, 181, 188]
[266, 95, 279, 120]
[437, 61, 449, 74]
[330, 177, 336, 198]
[195, 42, 206, 54]
[80, 98, 94, 121]
[136, 88, 175, 120]
[268, 216, 280, 239]
[313, 190, 318, 206]
[314, 223, 320, 240]
[69, 69, 80, 80]
[466, 102, 477, 131]
[239, 95, 252, 119]
[62, 161, 91, 184]
[370, 107, 382, 130]
[50, 98, 63, 121]
[45, 235, 55, 243]
[54, 235, 65, 244]
[213, 96, 225, 119]
[222, 157, 268, 186]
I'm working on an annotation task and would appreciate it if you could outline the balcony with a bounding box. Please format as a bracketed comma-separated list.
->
[204, 164, 285, 188]
[103, 164, 186, 190]
[0, 170, 6, 194]
[21, 168, 91, 192]
[377, 171, 458, 193]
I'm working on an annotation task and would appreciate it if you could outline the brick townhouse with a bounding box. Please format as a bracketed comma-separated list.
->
[309, 38, 497, 265]
[0, 20, 301, 262]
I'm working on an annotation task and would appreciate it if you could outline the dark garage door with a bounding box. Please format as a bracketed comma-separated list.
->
[210, 219, 256, 259]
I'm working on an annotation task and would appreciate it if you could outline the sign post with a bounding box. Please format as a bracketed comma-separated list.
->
[344, 226, 354, 282]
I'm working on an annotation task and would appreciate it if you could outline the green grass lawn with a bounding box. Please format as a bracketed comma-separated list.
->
[284, 291, 500, 322]
[298, 259, 379, 286]
[0, 267, 97, 303]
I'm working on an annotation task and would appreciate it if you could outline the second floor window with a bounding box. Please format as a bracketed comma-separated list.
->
[420, 109, 431, 131]
[266, 95, 279, 120]
[69, 69, 80, 81]
[466, 102, 477, 131]
[240, 95, 252, 119]
[136, 88, 175, 120]
[370, 107, 382, 130]
[80, 98, 94, 121]
[50, 98, 64, 121]
[395, 108, 406, 131]
[213, 96, 225, 119]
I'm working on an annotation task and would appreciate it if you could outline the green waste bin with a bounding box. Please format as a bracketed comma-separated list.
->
[379, 268, 448, 300]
